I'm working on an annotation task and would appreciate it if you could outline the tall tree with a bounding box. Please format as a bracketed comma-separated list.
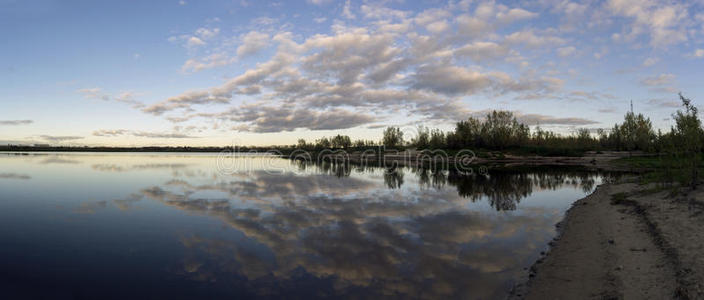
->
[382, 127, 404, 149]
[673, 93, 703, 189]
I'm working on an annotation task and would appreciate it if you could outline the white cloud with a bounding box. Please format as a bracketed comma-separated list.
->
[643, 57, 658, 66]
[454, 42, 510, 62]
[496, 8, 538, 24]
[194, 27, 219, 40]
[187, 36, 205, 47]
[426, 21, 449, 33]
[693, 49, 704, 58]
[307, 0, 331, 5]
[504, 30, 565, 48]
[182, 53, 236, 72]
[237, 31, 270, 58]
[361, 4, 409, 20]
[606, 0, 690, 47]
[342, 0, 355, 19]
[145, 2, 635, 133]
[415, 8, 451, 26]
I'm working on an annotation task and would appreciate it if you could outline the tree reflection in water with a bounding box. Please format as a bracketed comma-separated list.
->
[296, 159, 609, 211]
[383, 167, 404, 189]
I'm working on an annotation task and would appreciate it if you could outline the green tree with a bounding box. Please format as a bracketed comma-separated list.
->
[429, 129, 445, 149]
[575, 128, 593, 149]
[412, 125, 430, 149]
[481, 111, 528, 149]
[297, 139, 307, 149]
[382, 127, 404, 149]
[316, 137, 331, 149]
[672, 93, 703, 189]
[331, 134, 351, 149]
[614, 111, 655, 152]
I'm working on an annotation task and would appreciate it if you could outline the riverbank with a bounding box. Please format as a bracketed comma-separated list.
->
[314, 150, 640, 172]
[512, 179, 704, 299]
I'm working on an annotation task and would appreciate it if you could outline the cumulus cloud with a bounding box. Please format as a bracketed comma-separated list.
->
[0, 120, 33, 126]
[342, 0, 355, 19]
[169, 27, 220, 50]
[237, 31, 270, 58]
[605, 0, 690, 47]
[496, 8, 538, 24]
[411, 65, 494, 96]
[144, 0, 688, 135]
[182, 53, 236, 72]
[187, 36, 205, 47]
[504, 30, 566, 48]
[195, 27, 220, 40]
[454, 42, 510, 62]
[225, 106, 375, 133]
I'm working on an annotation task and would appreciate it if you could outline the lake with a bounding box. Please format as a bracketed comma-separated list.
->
[0, 152, 604, 299]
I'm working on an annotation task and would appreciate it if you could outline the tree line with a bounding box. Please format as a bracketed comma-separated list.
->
[296, 93, 701, 155]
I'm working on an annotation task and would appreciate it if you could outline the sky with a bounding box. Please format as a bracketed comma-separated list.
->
[1, 0, 704, 147]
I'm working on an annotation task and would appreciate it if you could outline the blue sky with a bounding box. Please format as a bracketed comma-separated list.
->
[1, 0, 703, 146]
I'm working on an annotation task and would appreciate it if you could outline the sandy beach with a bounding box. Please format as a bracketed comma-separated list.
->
[512, 180, 704, 299]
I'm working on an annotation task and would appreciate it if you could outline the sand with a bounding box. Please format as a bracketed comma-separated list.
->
[513, 180, 704, 299]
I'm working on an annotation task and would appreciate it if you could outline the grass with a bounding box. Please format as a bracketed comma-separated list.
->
[612, 154, 704, 195]
[611, 192, 629, 205]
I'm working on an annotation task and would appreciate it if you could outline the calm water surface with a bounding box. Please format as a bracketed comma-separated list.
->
[0, 152, 604, 299]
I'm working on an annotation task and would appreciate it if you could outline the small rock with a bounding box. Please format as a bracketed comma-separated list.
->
[608, 239, 615, 244]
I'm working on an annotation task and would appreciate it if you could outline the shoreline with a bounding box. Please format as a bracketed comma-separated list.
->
[512, 180, 704, 299]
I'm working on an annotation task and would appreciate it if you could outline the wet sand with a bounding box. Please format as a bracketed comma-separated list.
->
[513, 181, 704, 299]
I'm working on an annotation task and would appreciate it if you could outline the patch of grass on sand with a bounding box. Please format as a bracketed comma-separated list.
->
[610, 192, 629, 205]
[613, 155, 704, 186]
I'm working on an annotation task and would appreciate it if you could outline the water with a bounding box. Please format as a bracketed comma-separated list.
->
[0, 152, 603, 299]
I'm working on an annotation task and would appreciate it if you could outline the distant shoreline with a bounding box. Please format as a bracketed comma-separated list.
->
[1, 147, 643, 173]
